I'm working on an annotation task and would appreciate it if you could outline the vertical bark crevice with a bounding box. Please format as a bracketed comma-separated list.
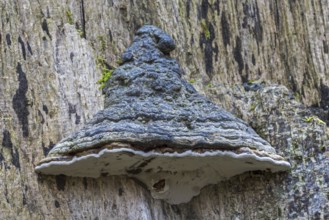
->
[2, 129, 20, 169]
[80, 0, 86, 39]
[12, 62, 29, 138]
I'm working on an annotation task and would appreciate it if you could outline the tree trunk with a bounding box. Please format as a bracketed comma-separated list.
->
[0, 0, 328, 219]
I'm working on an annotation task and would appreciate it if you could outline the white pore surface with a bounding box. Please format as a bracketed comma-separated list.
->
[35, 148, 291, 204]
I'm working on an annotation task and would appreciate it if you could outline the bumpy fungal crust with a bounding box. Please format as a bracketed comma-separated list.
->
[35, 25, 290, 204]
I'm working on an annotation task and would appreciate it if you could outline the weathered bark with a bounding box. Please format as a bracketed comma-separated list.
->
[0, 0, 328, 219]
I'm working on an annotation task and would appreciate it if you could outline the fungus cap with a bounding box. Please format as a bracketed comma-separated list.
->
[35, 25, 290, 204]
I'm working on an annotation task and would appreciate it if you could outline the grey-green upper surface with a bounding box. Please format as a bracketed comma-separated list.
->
[46, 25, 277, 157]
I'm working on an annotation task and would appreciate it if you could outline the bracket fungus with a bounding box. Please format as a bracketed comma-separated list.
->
[35, 25, 290, 204]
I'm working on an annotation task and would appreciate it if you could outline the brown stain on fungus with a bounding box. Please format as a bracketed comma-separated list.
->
[152, 179, 166, 192]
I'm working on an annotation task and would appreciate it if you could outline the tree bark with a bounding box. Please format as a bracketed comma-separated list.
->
[0, 0, 328, 219]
